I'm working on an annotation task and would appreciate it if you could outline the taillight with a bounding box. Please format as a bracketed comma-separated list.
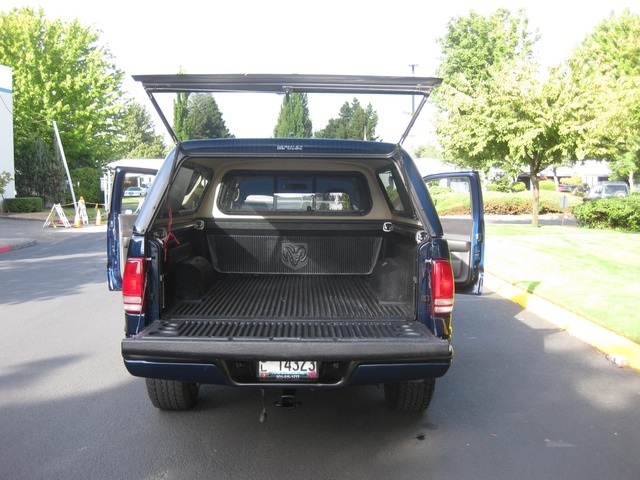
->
[431, 259, 455, 316]
[122, 257, 145, 314]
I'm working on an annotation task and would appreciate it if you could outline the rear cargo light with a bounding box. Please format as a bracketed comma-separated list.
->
[122, 257, 145, 314]
[431, 259, 454, 316]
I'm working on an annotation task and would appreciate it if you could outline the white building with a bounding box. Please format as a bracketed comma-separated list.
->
[539, 160, 612, 187]
[0, 65, 15, 200]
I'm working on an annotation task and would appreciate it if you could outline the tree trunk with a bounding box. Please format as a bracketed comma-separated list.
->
[531, 175, 540, 228]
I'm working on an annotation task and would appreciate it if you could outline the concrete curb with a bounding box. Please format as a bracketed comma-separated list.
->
[0, 239, 37, 253]
[484, 273, 640, 371]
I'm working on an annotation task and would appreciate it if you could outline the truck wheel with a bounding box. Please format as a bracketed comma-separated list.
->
[145, 378, 199, 410]
[384, 378, 435, 412]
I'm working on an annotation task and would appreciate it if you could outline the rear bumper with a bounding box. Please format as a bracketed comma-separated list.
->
[124, 360, 451, 387]
[122, 319, 453, 386]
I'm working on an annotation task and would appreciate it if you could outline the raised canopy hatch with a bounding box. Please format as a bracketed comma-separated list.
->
[132, 73, 442, 145]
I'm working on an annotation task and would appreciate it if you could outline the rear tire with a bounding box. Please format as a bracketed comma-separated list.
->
[145, 378, 199, 410]
[384, 378, 435, 412]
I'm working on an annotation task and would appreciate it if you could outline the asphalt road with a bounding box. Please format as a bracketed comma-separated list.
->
[0, 219, 639, 480]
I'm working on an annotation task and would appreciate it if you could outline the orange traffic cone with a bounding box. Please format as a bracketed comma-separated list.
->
[96, 209, 103, 226]
[74, 212, 82, 228]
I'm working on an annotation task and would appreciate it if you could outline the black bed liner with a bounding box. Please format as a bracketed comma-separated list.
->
[123, 275, 452, 363]
[166, 274, 410, 320]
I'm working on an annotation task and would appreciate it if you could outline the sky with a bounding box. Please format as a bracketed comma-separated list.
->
[2, 0, 638, 147]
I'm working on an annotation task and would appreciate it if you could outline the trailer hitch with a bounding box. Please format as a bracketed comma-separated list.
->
[275, 389, 301, 410]
[259, 389, 302, 423]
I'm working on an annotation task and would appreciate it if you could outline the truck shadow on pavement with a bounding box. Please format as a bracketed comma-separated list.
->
[0, 232, 106, 305]
[2, 239, 640, 479]
[2, 294, 640, 480]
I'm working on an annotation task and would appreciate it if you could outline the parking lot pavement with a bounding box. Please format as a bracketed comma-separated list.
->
[0, 217, 106, 253]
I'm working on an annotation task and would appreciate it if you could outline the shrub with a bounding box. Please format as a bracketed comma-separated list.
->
[427, 185, 452, 195]
[482, 190, 582, 216]
[511, 182, 526, 192]
[484, 196, 531, 214]
[561, 175, 583, 187]
[486, 181, 526, 193]
[4, 197, 43, 213]
[0, 171, 12, 197]
[539, 180, 556, 191]
[574, 195, 640, 232]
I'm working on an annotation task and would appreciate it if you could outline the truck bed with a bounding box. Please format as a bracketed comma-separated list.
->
[127, 275, 446, 365]
[165, 274, 410, 320]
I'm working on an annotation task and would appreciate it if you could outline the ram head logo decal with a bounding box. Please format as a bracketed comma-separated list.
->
[281, 242, 309, 271]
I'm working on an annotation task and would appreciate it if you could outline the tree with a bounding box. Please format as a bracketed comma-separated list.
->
[415, 144, 444, 159]
[15, 137, 66, 201]
[437, 59, 583, 227]
[120, 102, 168, 158]
[565, 10, 640, 187]
[436, 8, 538, 93]
[183, 93, 233, 139]
[435, 9, 577, 226]
[315, 99, 378, 140]
[611, 149, 640, 191]
[171, 68, 190, 141]
[0, 171, 13, 211]
[173, 92, 190, 142]
[0, 8, 126, 176]
[273, 93, 312, 138]
[70, 166, 102, 204]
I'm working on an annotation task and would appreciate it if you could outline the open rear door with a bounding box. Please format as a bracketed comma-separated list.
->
[107, 166, 159, 291]
[424, 172, 485, 294]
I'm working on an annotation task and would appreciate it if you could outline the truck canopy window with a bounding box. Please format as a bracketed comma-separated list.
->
[159, 162, 213, 218]
[218, 171, 370, 214]
[377, 167, 414, 217]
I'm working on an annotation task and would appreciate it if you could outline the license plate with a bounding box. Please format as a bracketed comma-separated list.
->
[258, 361, 318, 381]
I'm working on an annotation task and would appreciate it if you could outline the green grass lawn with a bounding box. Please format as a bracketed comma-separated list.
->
[485, 223, 640, 343]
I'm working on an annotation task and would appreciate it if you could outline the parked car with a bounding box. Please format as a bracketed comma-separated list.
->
[584, 182, 629, 200]
[572, 184, 588, 195]
[124, 186, 147, 197]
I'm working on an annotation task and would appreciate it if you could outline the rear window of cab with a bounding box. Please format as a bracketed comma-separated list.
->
[218, 171, 371, 214]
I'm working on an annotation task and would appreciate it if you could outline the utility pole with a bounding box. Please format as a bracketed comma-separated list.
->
[408, 64, 419, 155]
[408, 64, 418, 114]
[52, 120, 78, 214]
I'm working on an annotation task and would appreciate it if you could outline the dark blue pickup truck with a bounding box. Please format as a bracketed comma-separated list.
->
[108, 74, 484, 413]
